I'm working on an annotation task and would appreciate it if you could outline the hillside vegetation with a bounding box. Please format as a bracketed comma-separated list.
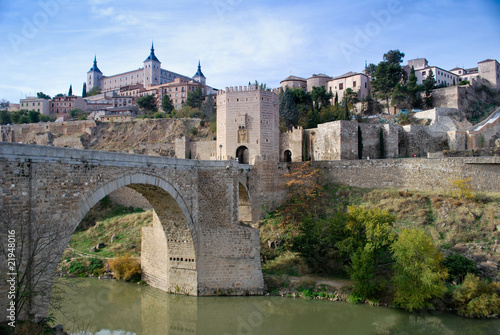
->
[259, 163, 500, 317]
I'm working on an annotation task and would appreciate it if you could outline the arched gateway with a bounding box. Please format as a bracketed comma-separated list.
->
[0, 143, 264, 321]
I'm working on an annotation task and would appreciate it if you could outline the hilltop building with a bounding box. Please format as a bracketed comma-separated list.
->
[50, 95, 86, 120]
[19, 97, 51, 116]
[86, 43, 215, 110]
[405, 58, 500, 89]
[281, 72, 371, 101]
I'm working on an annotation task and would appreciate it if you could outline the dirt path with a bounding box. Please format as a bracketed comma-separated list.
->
[267, 274, 352, 290]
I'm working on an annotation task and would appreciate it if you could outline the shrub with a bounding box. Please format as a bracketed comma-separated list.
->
[109, 254, 141, 281]
[453, 274, 500, 318]
[209, 121, 216, 133]
[88, 258, 105, 276]
[68, 261, 86, 276]
[442, 253, 478, 284]
[449, 178, 475, 199]
[391, 228, 448, 311]
[154, 111, 165, 119]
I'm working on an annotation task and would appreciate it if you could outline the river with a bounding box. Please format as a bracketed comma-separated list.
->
[51, 278, 500, 335]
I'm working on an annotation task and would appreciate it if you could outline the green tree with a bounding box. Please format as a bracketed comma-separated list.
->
[186, 86, 204, 110]
[423, 69, 436, 108]
[338, 206, 396, 301]
[161, 94, 174, 114]
[310, 86, 332, 111]
[391, 83, 407, 110]
[136, 95, 157, 114]
[19, 115, 29, 124]
[201, 94, 216, 121]
[391, 228, 448, 311]
[370, 50, 405, 114]
[279, 87, 299, 130]
[406, 66, 423, 109]
[292, 212, 348, 274]
[10, 111, 22, 123]
[87, 87, 101, 97]
[82, 83, 87, 98]
[348, 245, 376, 300]
[0, 98, 9, 109]
[68, 84, 73, 96]
[69, 108, 85, 119]
[0, 110, 11, 124]
[27, 110, 40, 123]
[36, 92, 51, 100]
[365, 63, 377, 78]
[442, 253, 478, 284]
[40, 114, 53, 122]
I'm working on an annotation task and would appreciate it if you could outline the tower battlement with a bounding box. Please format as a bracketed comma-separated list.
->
[217, 85, 280, 95]
[216, 85, 280, 164]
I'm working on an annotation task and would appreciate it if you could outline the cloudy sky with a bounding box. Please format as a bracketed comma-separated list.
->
[0, 0, 499, 103]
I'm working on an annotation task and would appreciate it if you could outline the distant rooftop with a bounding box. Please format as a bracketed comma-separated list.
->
[330, 71, 362, 80]
[281, 75, 306, 82]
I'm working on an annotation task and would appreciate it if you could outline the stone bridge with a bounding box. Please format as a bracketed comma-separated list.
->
[0, 143, 264, 320]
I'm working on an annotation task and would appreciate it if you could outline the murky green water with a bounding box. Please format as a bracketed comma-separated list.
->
[51, 278, 500, 335]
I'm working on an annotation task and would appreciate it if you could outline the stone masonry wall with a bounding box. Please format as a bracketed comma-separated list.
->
[108, 186, 153, 210]
[313, 157, 499, 192]
[0, 120, 97, 144]
[0, 143, 264, 322]
[279, 127, 304, 162]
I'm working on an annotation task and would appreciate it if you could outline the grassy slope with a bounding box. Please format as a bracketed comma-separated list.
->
[260, 184, 500, 280]
[65, 210, 153, 259]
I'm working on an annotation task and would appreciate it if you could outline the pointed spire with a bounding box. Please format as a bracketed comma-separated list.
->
[89, 54, 102, 73]
[193, 60, 205, 79]
[145, 41, 160, 62]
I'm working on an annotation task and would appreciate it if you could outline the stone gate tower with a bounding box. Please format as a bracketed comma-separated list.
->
[216, 85, 279, 164]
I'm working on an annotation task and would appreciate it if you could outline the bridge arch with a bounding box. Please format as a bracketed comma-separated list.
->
[68, 173, 198, 294]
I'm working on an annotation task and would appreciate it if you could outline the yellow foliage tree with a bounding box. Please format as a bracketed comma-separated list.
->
[279, 162, 322, 226]
[449, 177, 475, 199]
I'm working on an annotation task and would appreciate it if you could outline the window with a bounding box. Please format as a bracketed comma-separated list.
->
[353, 81, 356, 87]
[339, 83, 344, 90]
[422, 71, 426, 76]
[365, 82, 367, 88]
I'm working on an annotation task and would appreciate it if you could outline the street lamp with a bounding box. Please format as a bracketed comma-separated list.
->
[219, 144, 222, 160]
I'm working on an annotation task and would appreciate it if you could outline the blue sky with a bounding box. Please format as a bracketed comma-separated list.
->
[0, 0, 499, 103]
